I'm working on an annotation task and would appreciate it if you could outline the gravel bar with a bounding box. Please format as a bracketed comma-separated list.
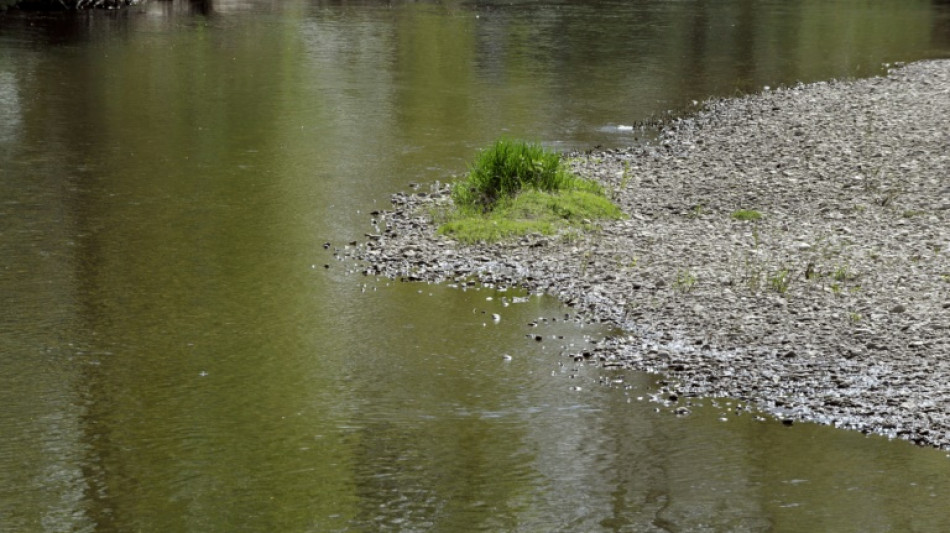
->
[341, 60, 950, 449]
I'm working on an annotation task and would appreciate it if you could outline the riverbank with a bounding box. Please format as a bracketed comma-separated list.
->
[342, 60, 950, 449]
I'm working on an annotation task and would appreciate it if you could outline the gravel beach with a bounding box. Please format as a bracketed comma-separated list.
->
[342, 60, 950, 449]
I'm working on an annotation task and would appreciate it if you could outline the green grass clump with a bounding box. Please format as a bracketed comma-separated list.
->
[833, 265, 852, 282]
[673, 270, 697, 293]
[731, 209, 763, 221]
[438, 139, 623, 243]
[451, 139, 604, 212]
[439, 189, 622, 244]
[768, 269, 791, 294]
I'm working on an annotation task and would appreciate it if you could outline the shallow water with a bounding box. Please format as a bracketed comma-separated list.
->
[2, 0, 950, 530]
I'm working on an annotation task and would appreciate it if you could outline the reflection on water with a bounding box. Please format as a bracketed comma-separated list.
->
[1, 0, 949, 530]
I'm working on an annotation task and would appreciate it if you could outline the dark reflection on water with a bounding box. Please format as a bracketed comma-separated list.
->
[1, 0, 950, 530]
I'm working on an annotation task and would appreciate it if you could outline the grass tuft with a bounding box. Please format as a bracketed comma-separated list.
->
[438, 139, 623, 243]
[833, 265, 852, 282]
[673, 270, 697, 293]
[731, 209, 763, 221]
[768, 269, 791, 294]
[451, 139, 602, 212]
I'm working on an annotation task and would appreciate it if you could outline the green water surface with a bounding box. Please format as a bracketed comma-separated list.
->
[1, 1, 949, 531]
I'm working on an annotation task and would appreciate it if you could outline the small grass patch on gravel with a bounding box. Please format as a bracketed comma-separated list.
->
[673, 270, 698, 293]
[731, 209, 763, 221]
[439, 139, 623, 243]
[768, 268, 792, 294]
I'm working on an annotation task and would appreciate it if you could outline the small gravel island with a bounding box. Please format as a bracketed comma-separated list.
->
[345, 60, 950, 449]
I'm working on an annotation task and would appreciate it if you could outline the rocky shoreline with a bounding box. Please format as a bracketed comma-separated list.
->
[341, 60, 950, 449]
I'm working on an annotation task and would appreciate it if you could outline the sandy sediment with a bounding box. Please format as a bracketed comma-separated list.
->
[343, 60, 950, 449]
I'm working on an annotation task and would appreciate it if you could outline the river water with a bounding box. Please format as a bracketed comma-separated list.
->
[2, 0, 950, 531]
